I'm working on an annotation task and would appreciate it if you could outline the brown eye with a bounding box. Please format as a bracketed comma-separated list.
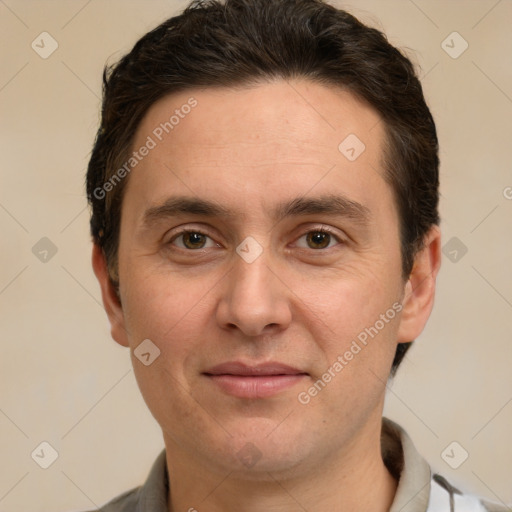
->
[306, 231, 331, 249]
[294, 228, 343, 251]
[182, 232, 207, 249]
[171, 231, 215, 250]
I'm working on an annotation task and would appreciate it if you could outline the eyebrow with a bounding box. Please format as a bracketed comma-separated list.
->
[142, 197, 235, 227]
[273, 194, 371, 225]
[141, 194, 371, 228]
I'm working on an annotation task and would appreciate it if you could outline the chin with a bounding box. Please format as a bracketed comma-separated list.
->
[218, 421, 315, 477]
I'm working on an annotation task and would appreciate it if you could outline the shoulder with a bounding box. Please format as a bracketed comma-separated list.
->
[82, 450, 168, 512]
[83, 486, 141, 511]
[381, 419, 510, 512]
[430, 473, 510, 512]
[479, 498, 511, 512]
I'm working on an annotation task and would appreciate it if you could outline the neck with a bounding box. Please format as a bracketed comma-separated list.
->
[165, 417, 398, 512]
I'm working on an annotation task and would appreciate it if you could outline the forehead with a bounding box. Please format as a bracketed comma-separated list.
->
[124, 79, 392, 223]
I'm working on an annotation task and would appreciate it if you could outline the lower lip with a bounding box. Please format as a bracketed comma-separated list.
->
[205, 374, 307, 398]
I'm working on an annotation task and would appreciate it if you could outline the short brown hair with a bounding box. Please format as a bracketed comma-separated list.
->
[86, 0, 439, 373]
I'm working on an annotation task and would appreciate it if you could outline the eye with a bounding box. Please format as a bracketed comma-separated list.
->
[170, 230, 218, 250]
[295, 229, 342, 250]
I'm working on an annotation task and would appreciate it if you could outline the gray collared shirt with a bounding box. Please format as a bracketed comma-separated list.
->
[90, 418, 508, 512]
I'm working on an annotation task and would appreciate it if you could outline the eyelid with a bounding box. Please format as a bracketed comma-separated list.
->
[163, 223, 346, 250]
[294, 225, 346, 243]
[165, 225, 220, 247]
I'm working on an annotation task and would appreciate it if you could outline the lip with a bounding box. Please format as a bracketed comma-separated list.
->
[203, 361, 308, 399]
[204, 361, 306, 376]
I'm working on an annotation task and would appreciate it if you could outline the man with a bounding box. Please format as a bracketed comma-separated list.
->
[86, 0, 507, 510]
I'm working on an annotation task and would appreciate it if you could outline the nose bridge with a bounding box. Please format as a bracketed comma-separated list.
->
[234, 252, 272, 298]
[216, 247, 292, 335]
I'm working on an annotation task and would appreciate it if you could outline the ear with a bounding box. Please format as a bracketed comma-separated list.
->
[92, 243, 130, 347]
[396, 226, 442, 344]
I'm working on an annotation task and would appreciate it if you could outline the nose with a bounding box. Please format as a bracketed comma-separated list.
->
[215, 251, 292, 337]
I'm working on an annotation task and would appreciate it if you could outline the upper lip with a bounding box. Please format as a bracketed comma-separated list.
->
[203, 361, 307, 376]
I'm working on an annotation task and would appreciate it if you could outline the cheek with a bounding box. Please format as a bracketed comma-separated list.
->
[120, 265, 218, 358]
[292, 263, 402, 377]
[296, 278, 401, 419]
[295, 261, 398, 332]
[122, 271, 217, 424]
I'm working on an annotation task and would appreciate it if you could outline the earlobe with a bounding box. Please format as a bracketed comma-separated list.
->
[396, 226, 442, 344]
[91, 244, 130, 347]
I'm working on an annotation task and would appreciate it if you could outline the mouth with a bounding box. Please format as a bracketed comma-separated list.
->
[203, 361, 309, 399]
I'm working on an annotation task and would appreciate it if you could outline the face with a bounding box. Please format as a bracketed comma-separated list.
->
[94, 80, 439, 478]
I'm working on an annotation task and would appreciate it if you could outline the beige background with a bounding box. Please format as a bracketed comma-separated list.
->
[0, 1, 511, 510]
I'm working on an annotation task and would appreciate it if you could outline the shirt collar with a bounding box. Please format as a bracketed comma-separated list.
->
[382, 417, 432, 512]
[135, 450, 168, 512]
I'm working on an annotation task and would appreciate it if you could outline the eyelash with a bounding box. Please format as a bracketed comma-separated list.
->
[167, 226, 345, 251]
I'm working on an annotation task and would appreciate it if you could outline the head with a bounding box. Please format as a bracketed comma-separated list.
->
[88, 0, 440, 478]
